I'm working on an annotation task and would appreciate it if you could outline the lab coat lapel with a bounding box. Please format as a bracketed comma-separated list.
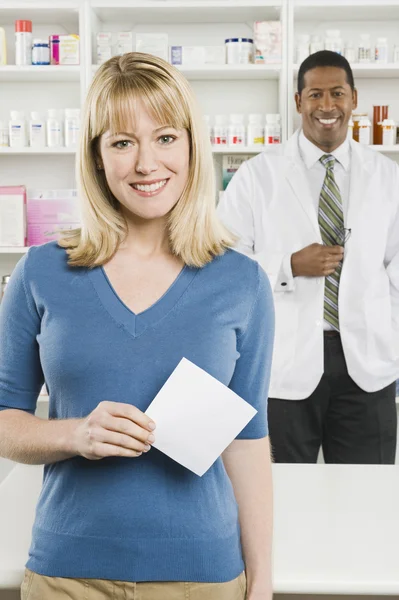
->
[283, 131, 321, 239]
[346, 140, 375, 231]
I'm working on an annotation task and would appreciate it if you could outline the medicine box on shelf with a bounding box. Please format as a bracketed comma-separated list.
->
[27, 189, 80, 224]
[27, 189, 81, 246]
[0, 186, 26, 247]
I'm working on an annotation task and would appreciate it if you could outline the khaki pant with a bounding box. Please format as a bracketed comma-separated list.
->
[21, 568, 246, 600]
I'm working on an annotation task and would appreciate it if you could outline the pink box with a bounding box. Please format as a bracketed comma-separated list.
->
[27, 189, 80, 224]
[0, 185, 27, 247]
[28, 223, 80, 246]
[254, 21, 282, 64]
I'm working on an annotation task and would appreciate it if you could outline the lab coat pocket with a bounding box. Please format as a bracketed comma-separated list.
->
[365, 285, 397, 361]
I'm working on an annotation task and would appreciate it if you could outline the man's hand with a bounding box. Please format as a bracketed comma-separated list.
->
[291, 243, 344, 277]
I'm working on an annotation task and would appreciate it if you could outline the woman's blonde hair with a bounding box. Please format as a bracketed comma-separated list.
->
[59, 52, 235, 267]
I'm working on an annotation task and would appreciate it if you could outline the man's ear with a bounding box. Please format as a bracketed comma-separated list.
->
[295, 92, 302, 114]
[352, 88, 358, 111]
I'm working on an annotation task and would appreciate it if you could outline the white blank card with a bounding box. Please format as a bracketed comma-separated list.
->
[145, 357, 257, 476]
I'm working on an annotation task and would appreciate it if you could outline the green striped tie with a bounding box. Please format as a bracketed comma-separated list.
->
[318, 154, 343, 332]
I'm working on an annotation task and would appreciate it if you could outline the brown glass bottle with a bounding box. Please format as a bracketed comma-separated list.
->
[373, 105, 389, 145]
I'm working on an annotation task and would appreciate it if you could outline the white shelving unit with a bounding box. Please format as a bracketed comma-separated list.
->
[87, 0, 287, 142]
[0, 147, 76, 155]
[92, 62, 282, 80]
[0, 0, 398, 287]
[0, 2, 83, 280]
[1, 144, 397, 155]
[0, 65, 81, 82]
[1, 0, 288, 258]
[212, 145, 266, 153]
[0, 248, 29, 254]
[371, 145, 399, 152]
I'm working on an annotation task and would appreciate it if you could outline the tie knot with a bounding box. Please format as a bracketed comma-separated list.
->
[320, 154, 335, 170]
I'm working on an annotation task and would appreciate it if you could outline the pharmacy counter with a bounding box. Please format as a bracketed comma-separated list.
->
[0, 463, 398, 595]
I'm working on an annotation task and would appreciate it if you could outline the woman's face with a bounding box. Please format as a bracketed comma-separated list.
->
[98, 99, 190, 221]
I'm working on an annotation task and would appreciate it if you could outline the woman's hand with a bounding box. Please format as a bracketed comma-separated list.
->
[71, 401, 156, 460]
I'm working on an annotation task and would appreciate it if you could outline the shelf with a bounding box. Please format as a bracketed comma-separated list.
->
[93, 63, 281, 80]
[370, 145, 399, 153]
[351, 64, 399, 79]
[294, 0, 399, 22]
[1, 145, 395, 157]
[293, 63, 399, 79]
[0, 147, 76, 155]
[0, 146, 265, 156]
[0, 248, 29, 254]
[215, 145, 399, 154]
[212, 146, 265, 154]
[0, 145, 396, 157]
[91, 1, 282, 24]
[0, 66, 81, 83]
[178, 64, 281, 80]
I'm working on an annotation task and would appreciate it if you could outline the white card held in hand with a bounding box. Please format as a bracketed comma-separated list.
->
[145, 357, 257, 476]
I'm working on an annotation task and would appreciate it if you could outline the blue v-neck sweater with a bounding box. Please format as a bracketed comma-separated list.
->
[0, 241, 274, 583]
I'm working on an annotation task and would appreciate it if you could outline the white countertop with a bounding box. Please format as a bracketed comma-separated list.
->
[0, 463, 398, 595]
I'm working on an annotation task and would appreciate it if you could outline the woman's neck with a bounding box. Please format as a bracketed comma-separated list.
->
[119, 214, 171, 259]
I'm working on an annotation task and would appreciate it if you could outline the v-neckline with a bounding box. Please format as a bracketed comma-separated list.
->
[87, 263, 199, 338]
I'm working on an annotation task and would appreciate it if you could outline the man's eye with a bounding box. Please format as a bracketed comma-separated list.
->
[311, 94, 320, 99]
[112, 140, 132, 149]
[159, 135, 175, 145]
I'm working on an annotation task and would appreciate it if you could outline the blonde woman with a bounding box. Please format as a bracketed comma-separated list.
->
[0, 53, 274, 600]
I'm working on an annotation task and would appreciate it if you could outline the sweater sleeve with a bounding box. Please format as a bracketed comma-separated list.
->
[231, 263, 275, 439]
[0, 252, 44, 414]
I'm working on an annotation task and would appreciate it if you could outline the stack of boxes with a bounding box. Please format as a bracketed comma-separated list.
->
[0, 186, 80, 247]
[0, 186, 27, 247]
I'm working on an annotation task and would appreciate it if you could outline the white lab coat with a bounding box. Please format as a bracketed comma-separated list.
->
[217, 130, 399, 399]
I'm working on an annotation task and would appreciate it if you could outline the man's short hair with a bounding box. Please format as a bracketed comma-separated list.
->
[297, 50, 355, 95]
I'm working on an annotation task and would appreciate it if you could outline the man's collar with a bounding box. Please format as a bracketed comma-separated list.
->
[299, 129, 350, 171]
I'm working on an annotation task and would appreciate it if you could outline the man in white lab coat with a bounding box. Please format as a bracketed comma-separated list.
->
[218, 50, 399, 463]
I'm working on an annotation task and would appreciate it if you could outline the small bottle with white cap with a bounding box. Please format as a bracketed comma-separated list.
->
[9, 110, 27, 147]
[29, 112, 46, 147]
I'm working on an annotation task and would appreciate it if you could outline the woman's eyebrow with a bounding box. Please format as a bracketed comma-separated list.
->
[107, 131, 135, 138]
[107, 125, 178, 138]
[154, 125, 178, 132]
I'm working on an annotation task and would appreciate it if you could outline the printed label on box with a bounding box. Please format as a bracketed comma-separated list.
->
[222, 155, 253, 190]
[28, 223, 80, 246]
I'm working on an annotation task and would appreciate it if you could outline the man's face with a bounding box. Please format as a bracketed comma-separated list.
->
[295, 66, 358, 152]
